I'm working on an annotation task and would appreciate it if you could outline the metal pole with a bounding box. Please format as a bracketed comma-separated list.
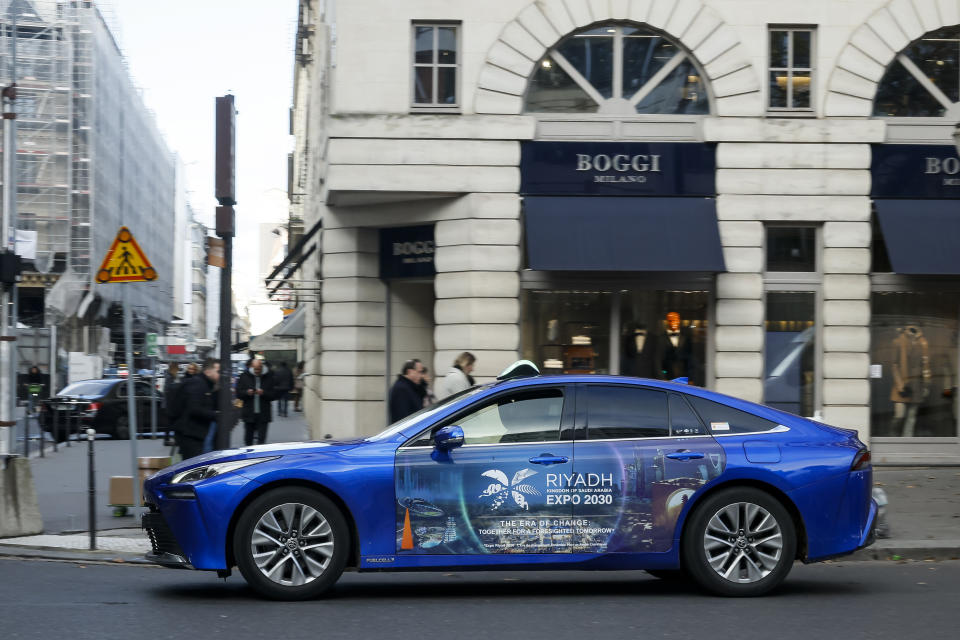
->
[87, 428, 96, 550]
[51, 404, 57, 453]
[0, 37, 16, 456]
[150, 355, 157, 438]
[6, 13, 18, 455]
[216, 234, 232, 451]
[123, 287, 140, 509]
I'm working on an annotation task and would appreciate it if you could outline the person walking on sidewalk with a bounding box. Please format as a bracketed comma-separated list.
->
[174, 358, 220, 460]
[293, 361, 305, 412]
[237, 358, 276, 446]
[437, 352, 476, 400]
[389, 359, 426, 423]
[273, 361, 294, 417]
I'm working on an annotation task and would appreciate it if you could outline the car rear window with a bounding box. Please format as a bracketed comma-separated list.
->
[685, 395, 780, 435]
[58, 381, 114, 397]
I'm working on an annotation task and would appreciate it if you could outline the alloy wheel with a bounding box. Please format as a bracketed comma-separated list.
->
[250, 502, 335, 587]
[702, 501, 783, 583]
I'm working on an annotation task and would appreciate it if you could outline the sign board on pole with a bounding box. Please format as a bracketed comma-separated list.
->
[95, 227, 157, 284]
[145, 332, 158, 357]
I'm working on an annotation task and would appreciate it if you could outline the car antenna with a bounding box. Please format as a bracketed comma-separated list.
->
[497, 360, 541, 381]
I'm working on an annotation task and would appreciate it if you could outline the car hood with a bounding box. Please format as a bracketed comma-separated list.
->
[157, 439, 365, 478]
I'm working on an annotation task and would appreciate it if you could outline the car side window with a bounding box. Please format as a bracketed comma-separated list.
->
[686, 395, 780, 434]
[670, 393, 707, 436]
[408, 388, 565, 446]
[586, 386, 668, 439]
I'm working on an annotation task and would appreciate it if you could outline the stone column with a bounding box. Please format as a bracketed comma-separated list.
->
[433, 193, 521, 383]
[318, 225, 386, 438]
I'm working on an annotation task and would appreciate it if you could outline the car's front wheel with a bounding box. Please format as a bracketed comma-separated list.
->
[234, 487, 349, 600]
[682, 487, 796, 597]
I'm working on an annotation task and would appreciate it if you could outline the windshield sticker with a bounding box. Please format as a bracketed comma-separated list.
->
[710, 422, 730, 431]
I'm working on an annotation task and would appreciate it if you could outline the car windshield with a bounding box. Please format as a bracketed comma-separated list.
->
[58, 381, 114, 397]
[366, 384, 490, 442]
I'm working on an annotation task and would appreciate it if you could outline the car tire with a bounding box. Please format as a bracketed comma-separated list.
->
[234, 487, 349, 601]
[114, 415, 130, 440]
[682, 487, 796, 597]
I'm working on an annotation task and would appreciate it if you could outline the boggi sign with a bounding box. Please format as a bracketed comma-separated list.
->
[575, 153, 662, 173]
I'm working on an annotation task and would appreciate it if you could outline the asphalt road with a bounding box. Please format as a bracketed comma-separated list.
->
[1, 559, 958, 640]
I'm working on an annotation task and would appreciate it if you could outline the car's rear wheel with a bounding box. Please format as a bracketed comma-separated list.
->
[234, 487, 349, 600]
[682, 487, 796, 597]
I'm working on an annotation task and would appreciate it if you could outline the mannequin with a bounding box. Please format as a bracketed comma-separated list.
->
[890, 324, 931, 437]
[660, 311, 684, 379]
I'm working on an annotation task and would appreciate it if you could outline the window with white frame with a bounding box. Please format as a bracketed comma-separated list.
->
[524, 23, 710, 115]
[412, 23, 459, 108]
[768, 27, 814, 111]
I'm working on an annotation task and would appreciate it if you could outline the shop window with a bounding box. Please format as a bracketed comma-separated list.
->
[525, 23, 710, 115]
[412, 23, 459, 109]
[871, 214, 893, 273]
[764, 292, 817, 417]
[766, 226, 817, 272]
[870, 292, 959, 438]
[586, 386, 669, 439]
[874, 26, 960, 117]
[768, 27, 814, 111]
[620, 290, 709, 385]
[522, 290, 612, 375]
[686, 394, 780, 434]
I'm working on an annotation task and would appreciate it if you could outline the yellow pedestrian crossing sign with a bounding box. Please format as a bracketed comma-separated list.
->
[95, 226, 157, 284]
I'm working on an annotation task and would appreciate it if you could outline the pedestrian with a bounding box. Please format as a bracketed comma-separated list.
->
[184, 362, 198, 378]
[236, 357, 276, 446]
[436, 352, 476, 399]
[174, 358, 220, 460]
[273, 361, 294, 417]
[420, 366, 437, 407]
[164, 362, 180, 389]
[293, 361, 305, 412]
[388, 359, 425, 423]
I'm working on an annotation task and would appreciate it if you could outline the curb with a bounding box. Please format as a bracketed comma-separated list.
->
[845, 540, 960, 562]
[0, 544, 154, 565]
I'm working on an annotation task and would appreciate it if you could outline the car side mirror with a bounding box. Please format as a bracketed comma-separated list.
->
[434, 425, 464, 452]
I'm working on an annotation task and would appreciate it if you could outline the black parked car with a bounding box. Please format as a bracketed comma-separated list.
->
[40, 378, 168, 441]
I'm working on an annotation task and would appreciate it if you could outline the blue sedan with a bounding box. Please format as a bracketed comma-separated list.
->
[143, 362, 877, 599]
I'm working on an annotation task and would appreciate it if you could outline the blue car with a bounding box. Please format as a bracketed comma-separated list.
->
[143, 361, 877, 599]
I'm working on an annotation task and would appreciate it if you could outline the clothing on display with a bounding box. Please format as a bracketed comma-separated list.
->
[890, 325, 932, 437]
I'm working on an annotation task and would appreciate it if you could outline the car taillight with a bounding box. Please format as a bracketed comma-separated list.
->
[87, 402, 102, 413]
[851, 448, 871, 471]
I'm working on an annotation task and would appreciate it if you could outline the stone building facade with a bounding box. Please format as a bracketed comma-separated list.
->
[292, 0, 960, 464]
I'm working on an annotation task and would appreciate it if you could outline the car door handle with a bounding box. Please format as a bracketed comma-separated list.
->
[666, 451, 705, 461]
[528, 454, 569, 465]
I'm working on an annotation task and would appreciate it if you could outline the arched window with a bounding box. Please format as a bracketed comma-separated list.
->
[524, 23, 710, 115]
[874, 26, 960, 117]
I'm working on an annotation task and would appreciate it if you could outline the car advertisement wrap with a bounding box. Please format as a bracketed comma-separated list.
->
[395, 439, 726, 555]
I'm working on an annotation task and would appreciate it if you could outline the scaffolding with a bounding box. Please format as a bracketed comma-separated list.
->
[0, 0, 175, 352]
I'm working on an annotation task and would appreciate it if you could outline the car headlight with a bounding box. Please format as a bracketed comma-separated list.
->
[171, 457, 279, 484]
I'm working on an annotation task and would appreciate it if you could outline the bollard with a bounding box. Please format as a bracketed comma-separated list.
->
[87, 428, 96, 550]
[51, 406, 57, 453]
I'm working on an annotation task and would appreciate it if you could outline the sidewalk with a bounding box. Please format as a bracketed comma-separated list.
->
[0, 410, 311, 562]
[2, 432, 958, 563]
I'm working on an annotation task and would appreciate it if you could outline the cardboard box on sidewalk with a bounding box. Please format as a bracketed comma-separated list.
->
[109, 476, 133, 506]
[109, 457, 172, 506]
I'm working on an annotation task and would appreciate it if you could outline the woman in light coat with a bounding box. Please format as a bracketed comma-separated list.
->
[437, 352, 476, 399]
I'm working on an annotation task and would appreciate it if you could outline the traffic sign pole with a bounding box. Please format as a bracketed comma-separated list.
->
[123, 286, 140, 511]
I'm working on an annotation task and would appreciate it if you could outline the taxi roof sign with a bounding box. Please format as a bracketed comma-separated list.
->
[95, 226, 157, 284]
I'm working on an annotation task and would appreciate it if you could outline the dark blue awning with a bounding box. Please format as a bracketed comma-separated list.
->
[523, 196, 725, 271]
[875, 200, 960, 275]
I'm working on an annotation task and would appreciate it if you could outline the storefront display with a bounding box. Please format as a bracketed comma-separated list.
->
[870, 292, 958, 438]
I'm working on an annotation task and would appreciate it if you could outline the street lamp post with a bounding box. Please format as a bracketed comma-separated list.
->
[214, 95, 236, 451]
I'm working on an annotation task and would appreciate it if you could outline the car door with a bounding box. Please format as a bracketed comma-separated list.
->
[571, 384, 725, 554]
[395, 384, 575, 555]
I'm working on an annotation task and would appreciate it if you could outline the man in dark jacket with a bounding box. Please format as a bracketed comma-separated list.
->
[173, 358, 219, 460]
[388, 359, 426, 423]
[273, 361, 294, 417]
[236, 358, 276, 446]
